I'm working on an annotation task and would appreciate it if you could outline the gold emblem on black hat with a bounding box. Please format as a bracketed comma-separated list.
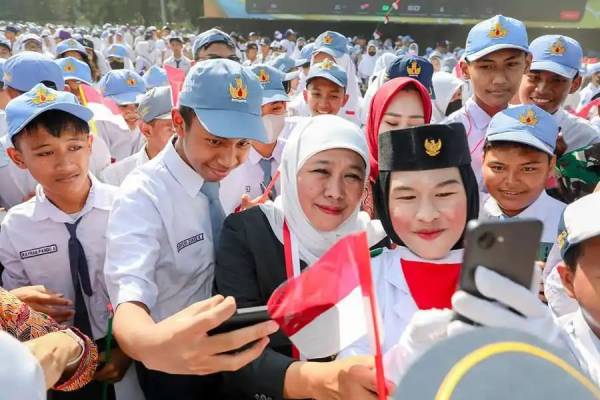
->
[557, 230, 568, 250]
[424, 138, 442, 157]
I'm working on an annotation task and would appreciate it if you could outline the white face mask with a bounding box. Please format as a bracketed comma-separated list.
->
[262, 113, 286, 143]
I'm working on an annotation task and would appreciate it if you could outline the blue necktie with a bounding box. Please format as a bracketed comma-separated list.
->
[65, 217, 94, 337]
[201, 182, 226, 249]
[259, 158, 276, 197]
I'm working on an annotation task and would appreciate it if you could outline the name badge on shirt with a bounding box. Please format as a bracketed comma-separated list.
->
[177, 233, 205, 253]
[20, 244, 58, 260]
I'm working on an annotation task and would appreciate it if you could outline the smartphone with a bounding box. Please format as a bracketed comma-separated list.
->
[459, 219, 543, 298]
[207, 305, 271, 336]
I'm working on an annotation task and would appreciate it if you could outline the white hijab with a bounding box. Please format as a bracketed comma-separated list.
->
[260, 114, 386, 265]
[431, 71, 465, 123]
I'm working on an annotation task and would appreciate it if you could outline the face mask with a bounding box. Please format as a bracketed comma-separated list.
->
[445, 99, 462, 116]
[109, 59, 125, 70]
[262, 114, 286, 143]
[368, 50, 376, 56]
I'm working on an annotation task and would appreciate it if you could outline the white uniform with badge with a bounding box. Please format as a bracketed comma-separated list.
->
[554, 108, 600, 152]
[559, 309, 600, 386]
[444, 98, 492, 189]
[96, 119, 146, 162]
[480, 191, 566, 261]
[100, 146, 149, 186]
[0, 175, 144, 400]
[104, 140, 217, 322]
[163, 55, 192, 74]
[339, 247, 463, 357]
[220, 141, 284, 215]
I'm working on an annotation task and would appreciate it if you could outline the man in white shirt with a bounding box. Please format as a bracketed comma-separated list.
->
[104, 59, 278, 399]
[101, 86, 174, 186]
[163, 36, 192, 74]
[577, 62, 600, 112]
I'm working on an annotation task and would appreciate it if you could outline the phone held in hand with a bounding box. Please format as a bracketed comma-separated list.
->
[459, 219, 543, 297]
[207, 305, 271, 336]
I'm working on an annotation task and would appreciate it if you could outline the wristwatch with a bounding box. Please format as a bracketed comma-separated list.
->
[60, 329, 85, 368]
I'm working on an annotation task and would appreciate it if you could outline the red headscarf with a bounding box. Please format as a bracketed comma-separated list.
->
[366, 77, 432, 183]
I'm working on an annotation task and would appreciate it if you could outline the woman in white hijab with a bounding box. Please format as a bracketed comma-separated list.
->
[215, 114, 385, 400]
[430, 71, 465, 123]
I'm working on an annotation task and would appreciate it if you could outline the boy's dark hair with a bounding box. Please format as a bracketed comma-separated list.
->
[483, 140, 552, 162]
[563, 243, 583, 272]
[12, 110, 90, 148]
[178, 105, 196, 131]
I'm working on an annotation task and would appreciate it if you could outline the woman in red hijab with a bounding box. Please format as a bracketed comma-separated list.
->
[363, 77, 433, 216]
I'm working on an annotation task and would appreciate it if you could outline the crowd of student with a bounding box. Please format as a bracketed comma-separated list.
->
[0, 13, 599, 400]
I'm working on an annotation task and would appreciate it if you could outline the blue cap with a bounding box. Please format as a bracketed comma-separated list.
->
[299, 42, 315, 63]
[0, 38, 10, 51]
[106, 44, 129, 59]
[251, 64, 289, 105]
[56, 38, 87, 57]
[192, 29, 234, 59]
[587, 62, 600, 75]
[306, 59, 348, 88]
[98, 69, 146, 105]
[313, 31, 348, 59]
[3, 52, 64, 92]
[54, 57, 92, 85]
[143, 65, 168, 89]
[529, 35, 582, 79]
[557, 192, 600, 258]
[465, 15, 529, 62]
[386, 55, 436, 99]
[486, 105, 558, 155]
[6, 83, 93, 141]
[178, 59, 267, 142]
[268, 54, 302, 81]
[138, 86, 173, 123]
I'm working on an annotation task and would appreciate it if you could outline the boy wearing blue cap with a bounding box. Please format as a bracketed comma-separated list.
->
[0, 84, 143, 400]
[97, 69, 147, 161]
[221, 64, 291, 213]
[103, 59, 278, 399]
[556, 192, 600, 385]
[142, 65, 168, 89]
[445, 15, 532, 188]
[296, 59, 349, 119]
[480, 104, 566, 261]
[192, 28, 238, 62]
[519, 35, 600, 154]
[0, 39, 11, 59]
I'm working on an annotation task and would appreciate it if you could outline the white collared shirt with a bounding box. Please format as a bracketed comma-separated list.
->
[444, 98, 493, 189]
[480, 191, 566, 258]
[559, 309, 600, 386]
[338, 246, 463, 358]
[104, 139, 216, 322]
[96, 120, 146, 162]
[100, 146, 150, 186]
[163, 55, 192, 74]
[553, 108, 600, 153]
[577, 83, 600, 112]
[220, 140, 284, 214]
[0, 175, 115, 340]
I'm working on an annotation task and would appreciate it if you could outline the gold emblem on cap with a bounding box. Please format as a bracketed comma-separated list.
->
[319, 59, 334, 70]
[519, 109, 538, 126]
[548, 38, 566, 56]
[63, 61, 75, 73]
[126, 76, 137, 87]
[257, 68, 270, 84]
[424, 138, 442, 157]
[323, 34, 333, 45]
[31, 86, 57, 105]
[407, 61, 421, 77]
[488, 21, 508, 39]
[557, 230, 568, 250]
[229, 76, 248, 102]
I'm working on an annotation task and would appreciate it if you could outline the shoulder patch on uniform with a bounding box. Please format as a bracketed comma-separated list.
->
[370, 248, 384, 258]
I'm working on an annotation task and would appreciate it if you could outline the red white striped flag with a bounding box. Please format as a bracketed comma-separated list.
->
[267, 232, 387, 398]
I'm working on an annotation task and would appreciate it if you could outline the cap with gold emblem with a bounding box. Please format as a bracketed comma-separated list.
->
[486, 104, 559, 156]
[385, 55, 435, 99]
[251, 64, 289, 105]
[6, 83, 93, 141]
[378, 123, 471, 172]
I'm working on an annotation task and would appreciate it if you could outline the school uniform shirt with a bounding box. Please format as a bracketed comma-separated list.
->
[100, 146, 150, 186]
[163, 55, 192, 74]
[104, 139, 216, 322]
[553, 108, 600, 153]
[0, 174, 115, 339]
[559, 309, 600, 386]
[96, 119, 146, 162]
[577, 83, 600, 112]
[444, 98, 493, 189]
[338, 246, 463, 358]
[480, 191, 567, 262]
[220, 140, 284, 215]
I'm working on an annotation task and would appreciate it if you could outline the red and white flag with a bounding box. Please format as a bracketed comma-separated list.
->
[164, 64, 186, 107]
[267, 232, 387, 398]
[79, 84, 128, 130]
